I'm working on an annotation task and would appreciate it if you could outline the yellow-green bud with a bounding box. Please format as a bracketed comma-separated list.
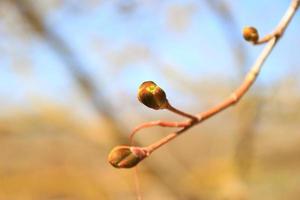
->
[138, 81, 168, 110]
[242, 26, 259, 43]
[108, 146, 148, 168]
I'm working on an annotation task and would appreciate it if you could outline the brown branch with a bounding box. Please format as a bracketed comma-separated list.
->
[139, 0, 299, 157]
[129, 120, 190, 145]
[166, 103, 198, 121]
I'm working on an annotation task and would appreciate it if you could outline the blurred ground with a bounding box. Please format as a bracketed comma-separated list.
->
[0, 0, 300, 200]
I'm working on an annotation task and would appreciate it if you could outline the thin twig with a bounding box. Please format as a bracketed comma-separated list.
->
[129, 120, 190, 145]
[142, 0, 299, 156]
[166, 104, 199, 121]
[254, 0, 300, 45]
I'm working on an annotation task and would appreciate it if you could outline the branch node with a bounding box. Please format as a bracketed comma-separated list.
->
[230, 93, 239, 104]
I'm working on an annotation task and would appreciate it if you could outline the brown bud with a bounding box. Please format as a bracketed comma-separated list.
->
[242, 26, 259, 43]
[138, 81, 168, 110]
[108, 146, 148, 168]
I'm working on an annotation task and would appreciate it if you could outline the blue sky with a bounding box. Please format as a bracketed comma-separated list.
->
[0, 0, 299, 114]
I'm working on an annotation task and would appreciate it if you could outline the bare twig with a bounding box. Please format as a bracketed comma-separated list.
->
[254, 0, 300, 45]
[135, 0, 299, 157]
[129, 120, 190, 145]
[166, 104, 199, 121]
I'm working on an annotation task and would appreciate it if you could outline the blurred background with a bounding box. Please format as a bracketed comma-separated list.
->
[0, 0, 300, 199]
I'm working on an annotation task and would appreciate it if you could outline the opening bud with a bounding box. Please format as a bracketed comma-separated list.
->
[138, 81, 168, 110]
[108, 146, 148, 168]
[242, 26, 259, 43]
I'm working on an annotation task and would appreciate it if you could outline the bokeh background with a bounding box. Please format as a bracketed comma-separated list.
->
[0, 0, 300, 199]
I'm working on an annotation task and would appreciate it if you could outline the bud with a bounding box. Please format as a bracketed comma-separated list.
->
[108, 146, 148, 168]
[242, 26, 259, 43]
[138, 81, 168, 110]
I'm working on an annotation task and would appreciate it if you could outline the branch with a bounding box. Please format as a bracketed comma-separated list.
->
[250, 0, 299, 45]
[108, 0, 299, 168]
[129, 120, 190, 145]
[145, 0, 299, 154]
[107, 2, 299, 199]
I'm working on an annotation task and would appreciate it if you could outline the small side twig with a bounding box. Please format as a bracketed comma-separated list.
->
[129, 120, 190, 145]
[253, 0, 299, 45]
[166, 104, 199, 121]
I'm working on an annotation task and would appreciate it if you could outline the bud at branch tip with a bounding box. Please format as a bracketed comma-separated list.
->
[138, 81, 169, 110]
[108, 146, 148, 168]
[242, 26, 259, 43]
